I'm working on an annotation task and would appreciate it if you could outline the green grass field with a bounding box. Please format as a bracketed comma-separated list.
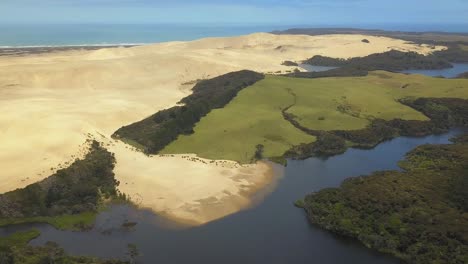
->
[162, 78, 316, 163]
[162, 72, 468, 163]
[287, 71, 468, 131]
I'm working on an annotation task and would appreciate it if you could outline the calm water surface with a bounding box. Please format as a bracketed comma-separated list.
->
[1, 129, 465, 264]
[299, 64, 338, 72]
[302, 63, 468, 78]
[401, 63, 468, 78]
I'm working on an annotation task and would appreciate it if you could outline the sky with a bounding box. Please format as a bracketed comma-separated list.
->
[0, 0, 467, 26]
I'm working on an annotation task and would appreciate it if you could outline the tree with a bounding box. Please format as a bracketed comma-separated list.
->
[254, 144, 265, 161]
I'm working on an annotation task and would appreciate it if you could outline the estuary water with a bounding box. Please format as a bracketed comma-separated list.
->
[401, 63, 468, 78]
[1, 129, 465, 264]
[301, 63, 468, 78]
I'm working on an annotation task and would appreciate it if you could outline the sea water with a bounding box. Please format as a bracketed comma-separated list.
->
[1, 23, 467, 47]
[0, 24, 291, 47]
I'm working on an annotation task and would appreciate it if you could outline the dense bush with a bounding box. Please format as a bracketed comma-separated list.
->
[303, 50, 452, 71]
[113, 70, 264, 154]
[403, 97, 468, 128]
[287, 45, 468, 79]
[298, 136, 468, 264]
[332, 119, 398, 148]
[284, 132, 347, 159]
[282, 98, 468, 159]
[334, 97, 468, 147]
[0, 141, 118, 219]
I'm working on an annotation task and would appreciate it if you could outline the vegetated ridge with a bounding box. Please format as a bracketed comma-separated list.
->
[0, 140, 121, 230]
[113, 70, 265, 154]
[303, 50, 452, 71]
[0, 141, 128, 264]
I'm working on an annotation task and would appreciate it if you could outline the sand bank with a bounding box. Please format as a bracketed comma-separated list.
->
[0, 33, 444, 225]
[107, 141, 277, 225]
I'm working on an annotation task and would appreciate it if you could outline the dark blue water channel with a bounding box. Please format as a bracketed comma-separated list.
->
[1, 129, 465, 264]
[301, 62, 468, 78]
[401, 63, 468, 78]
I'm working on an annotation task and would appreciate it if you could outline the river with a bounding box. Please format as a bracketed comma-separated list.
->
[1, 129, 465, 264]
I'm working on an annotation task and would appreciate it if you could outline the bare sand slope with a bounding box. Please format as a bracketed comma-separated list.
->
[107, 141, 276, 225]
[0, 33, 443, 225]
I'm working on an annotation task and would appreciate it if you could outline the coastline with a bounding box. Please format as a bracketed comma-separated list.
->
[0, 44, 139, 57]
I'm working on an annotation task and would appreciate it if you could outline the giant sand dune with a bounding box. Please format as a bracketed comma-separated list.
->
[0, 33, 444, 225]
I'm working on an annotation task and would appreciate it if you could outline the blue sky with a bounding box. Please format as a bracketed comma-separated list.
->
[0, 0, 467, 25]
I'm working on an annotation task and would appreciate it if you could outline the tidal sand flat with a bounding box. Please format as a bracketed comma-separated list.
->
[108, 141, 276, 225]
[0, 33, 444, 225]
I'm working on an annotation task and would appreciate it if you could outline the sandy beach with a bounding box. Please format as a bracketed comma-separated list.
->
[0, 33, 444, 225]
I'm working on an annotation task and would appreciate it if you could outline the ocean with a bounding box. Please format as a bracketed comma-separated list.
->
[0, 24, 292, 47]
[0, 23, 467, 47]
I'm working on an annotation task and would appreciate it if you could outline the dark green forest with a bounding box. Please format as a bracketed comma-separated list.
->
[113, 70, 264, 154]
[296, 42, 468, 79]
[284, 98, 468, 160]
[297, 133, 468, 264]
[303, 50, 452, 71]
[0, 141, 128, 264]
[284, 43, 468, 79]
[0, 140, 119, 222]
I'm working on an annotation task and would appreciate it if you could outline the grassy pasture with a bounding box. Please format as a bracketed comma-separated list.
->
[288, 71, 468, 130]
[162, 77, 316, 163]
[162, 72, 468, 163]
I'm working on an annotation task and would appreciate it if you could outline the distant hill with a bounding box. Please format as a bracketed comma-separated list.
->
[272, 28, 468, 43]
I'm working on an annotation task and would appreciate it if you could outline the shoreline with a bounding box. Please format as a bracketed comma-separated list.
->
[109, 138, 281, 226]
[0, 44, 139, 57]
[153, 160, 280, 227]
